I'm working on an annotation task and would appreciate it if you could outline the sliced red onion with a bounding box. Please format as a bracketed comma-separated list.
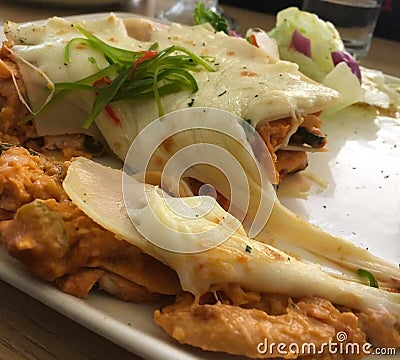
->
[331, 51, 362, 83]
[292, 29, 312, 58]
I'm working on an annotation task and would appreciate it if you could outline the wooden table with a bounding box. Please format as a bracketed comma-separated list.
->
[0, 1, 399, 360]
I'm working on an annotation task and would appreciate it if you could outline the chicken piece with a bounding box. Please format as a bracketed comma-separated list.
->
[56, 268, 165, 302]
[155, 292, 367, 359]
[256, 114, 326, 180]
[257, 120, 306, 180]
[0, 146, 68, 214]
[97, 272, 164, 303]
[257, 118, 293, 152]
[211, 283, 289, 315]
[356, 309, 400, 348]
[275, 150, 308, 177]
[55, 268, 105, 298]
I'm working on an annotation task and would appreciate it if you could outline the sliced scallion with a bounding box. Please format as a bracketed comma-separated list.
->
[35, 25, 215, 128]
[357, 269, 379, 288]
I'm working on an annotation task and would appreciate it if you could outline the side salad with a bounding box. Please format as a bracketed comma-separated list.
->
[195, 4, 400, 115]
[266, 7, 363, 113]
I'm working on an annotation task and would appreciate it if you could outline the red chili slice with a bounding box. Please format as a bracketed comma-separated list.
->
[131, 50, 158, 78]
[248, 34, 258, 47]
[105, 104, 121, 125]
[93, 77, 111, 87]
[92, 77, 120, 125]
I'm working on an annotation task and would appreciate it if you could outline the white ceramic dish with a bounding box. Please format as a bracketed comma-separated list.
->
[0, 14, 399, 360]
[281, 104, 400, 266]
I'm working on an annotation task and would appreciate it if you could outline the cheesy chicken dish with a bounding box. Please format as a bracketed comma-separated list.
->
[0, 14, 399, 359]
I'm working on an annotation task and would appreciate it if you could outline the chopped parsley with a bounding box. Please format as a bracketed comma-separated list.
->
[245, 244, 252, 253]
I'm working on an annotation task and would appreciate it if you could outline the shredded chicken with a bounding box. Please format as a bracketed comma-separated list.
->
[256, 115, 326, 180]
[2, 197, 181, 297]
[257, 118, 293, 152]
[155, 291, 368, 359]
[156, 285, 399, 359]
[0, 147, 398, 358]
[0, 43, 95, 157]
[0, 145, 67, 216]
[0, 146, 180, 300]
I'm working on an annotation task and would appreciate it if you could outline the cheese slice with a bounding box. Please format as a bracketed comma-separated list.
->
[5, 14, 339, 160]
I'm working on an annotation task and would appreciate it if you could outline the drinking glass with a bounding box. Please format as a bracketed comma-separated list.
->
[302, 0, 384, 59]
[157, 0, 219, 25]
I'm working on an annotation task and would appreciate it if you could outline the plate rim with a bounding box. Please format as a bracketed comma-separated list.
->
[0, 12, 398, 360]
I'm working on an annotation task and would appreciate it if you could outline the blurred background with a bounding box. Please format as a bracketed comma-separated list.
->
[3, 0, 398, 41]
[220, 0, 400, 41]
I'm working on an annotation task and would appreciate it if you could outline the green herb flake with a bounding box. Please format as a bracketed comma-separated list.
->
[245, 245, 252, 253]
[357, 269, 379, 288]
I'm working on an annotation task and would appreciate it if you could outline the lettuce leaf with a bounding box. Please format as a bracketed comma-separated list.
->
[268, 7, 364, 113]
[322, 62, 365, 114]
[268, 7, 344, 82]
[193, 2, 229, 34]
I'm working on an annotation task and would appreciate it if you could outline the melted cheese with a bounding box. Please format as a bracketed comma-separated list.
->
[4, 15, 144, 139]
[63, 157, 400, 316]
[5, 14, 338, 159]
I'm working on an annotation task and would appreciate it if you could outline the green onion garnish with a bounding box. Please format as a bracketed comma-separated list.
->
[35, 25, 215, 129]
[357, 269, 379, 288]
[245, 245, 252, 253]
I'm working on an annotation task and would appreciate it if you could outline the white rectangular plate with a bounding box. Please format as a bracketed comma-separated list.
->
[0, 13, 399, 360]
